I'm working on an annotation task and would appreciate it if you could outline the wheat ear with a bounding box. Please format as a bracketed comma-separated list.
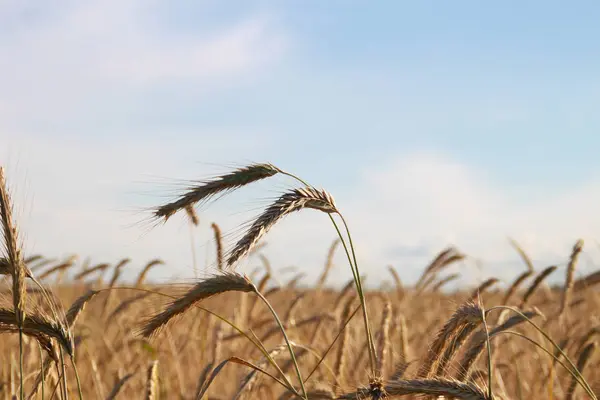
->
[560, 239, 584, 317]
[211, 223, 224, 270]
[136, 259, 165, 286]
[0, 167, 28, 399]
[502, 271, 533, 305]
[457, 310, 540, 380]
[227, 186, 338, 267]
[520, 266, 557, 308]
[508, 237, 535, 272]
[317, 239, 341, 290]
[375, 302, 392, 378]
[469, 278, 499, 301]
[418, 301, 483, 378]
[140, 272, 256, 338]
[338, 378, 492, 400]
[154, 163, 280, 220]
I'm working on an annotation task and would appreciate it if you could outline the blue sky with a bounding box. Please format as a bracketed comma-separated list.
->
[2, 1, 600, 287]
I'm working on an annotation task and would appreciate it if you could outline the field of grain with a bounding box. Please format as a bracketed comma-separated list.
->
[1, 164, 599, 400]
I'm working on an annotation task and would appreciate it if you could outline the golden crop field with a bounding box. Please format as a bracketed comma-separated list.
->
[0, 164, 599, 400]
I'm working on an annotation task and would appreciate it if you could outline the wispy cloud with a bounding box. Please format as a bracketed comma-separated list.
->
[0, 1, 286, 124]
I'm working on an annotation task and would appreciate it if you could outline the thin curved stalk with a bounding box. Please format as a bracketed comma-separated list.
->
[304, 304, 361, 383]
[71, 357, 83, 400]
[59, 348, 68, 400]
[254, 291, 308, 399]
[499, 331, 593, 399]
[279, 170, 376, 374]
[486, 306, 596, 399]
[337, 212, 376, 372]
[480, 306, 493, 400]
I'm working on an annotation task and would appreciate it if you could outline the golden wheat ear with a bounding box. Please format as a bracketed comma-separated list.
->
[139, 272, 256, 338]
[417, 301, 484, 378]
[227, 186, 338, 267]
[154, 163, 281, 221]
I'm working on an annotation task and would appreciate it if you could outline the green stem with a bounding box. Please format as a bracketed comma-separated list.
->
[279, 170, 376, 374]
[254, 291, 308, 399]
[486, 306, 596, 398]
[500, 331, 595, 399]
[59, 348, 68, 400]
[337, 213, 376, 373]
[480, 306, 493, 399]
[304, 304, 361, 384]
[50, 363, 62, 400]
[70, 357, 83, 400]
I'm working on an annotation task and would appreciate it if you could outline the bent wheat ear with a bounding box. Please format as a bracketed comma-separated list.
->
[140, 272, 256, 338]
[154, 163, 280, 221]
[185, 204, 199, 226]
[416, 246, 465, 290]
[66, 289, 100, 327]
[136, 259, 165, 286]
[74, 262, 109, 281]
[418, 301, 483, 378]
[227, 187, 338, 267]
[502, 271, 533, 305]
[469, 278, 499, 301]
[457, 310, 541, 380]
[508, 237, 535, 272]
[521, 265, 557, 308]
[386, 378, 492, 400]
[0, 308, 72, 356]
[338, 378, 492, 400]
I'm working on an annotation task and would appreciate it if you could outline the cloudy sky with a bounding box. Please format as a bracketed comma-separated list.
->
[2, 1, 600, 287]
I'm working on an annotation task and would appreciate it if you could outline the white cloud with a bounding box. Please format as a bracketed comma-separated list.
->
[0, 0, 286, 123]
[337, 152, 600, 286]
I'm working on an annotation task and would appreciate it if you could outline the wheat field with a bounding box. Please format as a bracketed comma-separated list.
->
[0, 164, 599, 400]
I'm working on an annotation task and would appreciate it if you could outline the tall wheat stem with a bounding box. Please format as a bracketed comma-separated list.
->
[71, 357, 83, 400]
[254, 291, 308, 399]
[279, 170, 376, 374]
